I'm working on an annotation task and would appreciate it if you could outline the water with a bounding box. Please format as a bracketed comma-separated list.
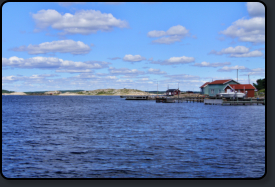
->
[2, 96, 265, 178]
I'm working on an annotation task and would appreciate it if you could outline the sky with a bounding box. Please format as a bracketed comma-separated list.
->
[2, 2, 265, 92]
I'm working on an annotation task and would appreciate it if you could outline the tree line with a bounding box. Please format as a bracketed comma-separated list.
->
[253, 78, 265, 90]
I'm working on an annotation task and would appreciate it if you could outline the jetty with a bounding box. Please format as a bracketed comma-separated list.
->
[204, 98, 265, 105]
[154, 96, 265, 106]
[125, 96, 149, 100]
[156, 97, 207, 103]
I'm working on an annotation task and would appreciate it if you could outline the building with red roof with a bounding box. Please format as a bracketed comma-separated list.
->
[200, 79, 240, 96]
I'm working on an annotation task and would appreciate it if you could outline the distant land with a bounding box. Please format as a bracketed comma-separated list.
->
[2, 89, 156, 96]
[2, 89, 14, 93]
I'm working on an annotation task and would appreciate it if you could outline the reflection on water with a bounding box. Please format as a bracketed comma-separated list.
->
[2, 96, 265, 178]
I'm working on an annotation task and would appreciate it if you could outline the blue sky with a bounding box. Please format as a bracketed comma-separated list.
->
[2, 2, 265, 92]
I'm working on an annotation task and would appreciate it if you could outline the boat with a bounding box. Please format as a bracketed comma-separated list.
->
[217, 90, 247, 98]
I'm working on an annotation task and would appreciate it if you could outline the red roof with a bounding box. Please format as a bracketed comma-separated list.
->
[228, 84, 256, 90]
[200, 82, 210, 88]
[208, 79, 232, 85]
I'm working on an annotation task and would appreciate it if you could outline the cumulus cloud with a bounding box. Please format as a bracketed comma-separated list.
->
[123, 54, 146, 62]
[240, 67, 265, 76]
[166, 56, 195, 64]
[150, 55, 195, 65]
[246, 2, 265, 17]
[219, 2, 265, 43]
[220, 11, 265, 43]
[152, 36, 184, 45]
[108, 57, 121, 60]
[57, 2, 86, 7]
[230, 50, 263, 57]
[164, 74, 200, 82]
[2, 74, 58, 84]
[2, 56, 110, 72]
[209, 46, 263, 57]
[11, 40, 91, 55]
[32, 9, 128, 35]
[109, 67, 145, 76]
[193, 61, 231, 67]
[147, 68, 166, 74]
[147, 25, 190, 44]
[55, 69, 93, 73]
[217, 65, 247, 72]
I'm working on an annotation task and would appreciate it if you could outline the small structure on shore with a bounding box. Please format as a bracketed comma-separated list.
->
[44, 91, 61, 95]
[166, 89, 180, 96]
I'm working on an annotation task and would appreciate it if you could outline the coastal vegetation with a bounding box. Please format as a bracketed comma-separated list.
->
[255, 89, 265, 97]
[2, 89, 14, 93]
[253, 78, 265, 90]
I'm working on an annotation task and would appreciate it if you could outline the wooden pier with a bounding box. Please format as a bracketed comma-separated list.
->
[156, 97, 207, 103]
[155, 96, 265, 106]
[204, 98, 265, 105]
[222, 99, 265, 105]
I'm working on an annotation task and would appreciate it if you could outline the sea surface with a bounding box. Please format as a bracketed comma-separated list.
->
[2, 96, 265, 178]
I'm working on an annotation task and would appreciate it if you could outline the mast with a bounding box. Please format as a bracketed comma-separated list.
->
[237, 69, 238, 82]
[157, 81, 158, 98]
[178, 82, 180, 103]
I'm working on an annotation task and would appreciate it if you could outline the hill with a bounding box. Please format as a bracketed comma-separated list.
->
[76, 89, 153, 95]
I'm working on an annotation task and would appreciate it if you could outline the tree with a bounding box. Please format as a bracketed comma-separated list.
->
[253, 78, 265, 90]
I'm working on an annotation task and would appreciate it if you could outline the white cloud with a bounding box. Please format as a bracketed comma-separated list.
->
[164, 74, 200, 81]
[57, 2, 86, 7]
[230, 50, 263, 57]
[147, 30, 166, 38]
[193, 61, 231, 67]
[246, 2, 265, 17]
[221, 46, 250, 54]
[220, 17, 265, 43]
[109, 67, 145, 76]
[2, 74, 58, 84]
[166, 25, 189, 36]
[108, 57, 121, 60]
[217, 65, 247, 72]
[148, 25, 190, 44]
[166, 56, 195, 65]
[240, 67, 265, 76]
[55, 69, 93, 73]
[123, 54, 146, 62]
[11, 40, 91, 55]
[147, 68, 166, 74]
[150, 55, 195, 65]
[32, 9, 128, 35]
[219, 2, 265, 43]
[2, 56, 110, 72]
[209, 46, 263, 57]
[151, 35, 184, 44]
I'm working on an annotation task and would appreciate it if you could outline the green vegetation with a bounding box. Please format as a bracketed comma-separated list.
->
[2, 89, 14, 93]
[96, 90, 115, 95]
[255, 89, 265, 97]
[253, 78, 265, 90]
[59, 90, 85, 93]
